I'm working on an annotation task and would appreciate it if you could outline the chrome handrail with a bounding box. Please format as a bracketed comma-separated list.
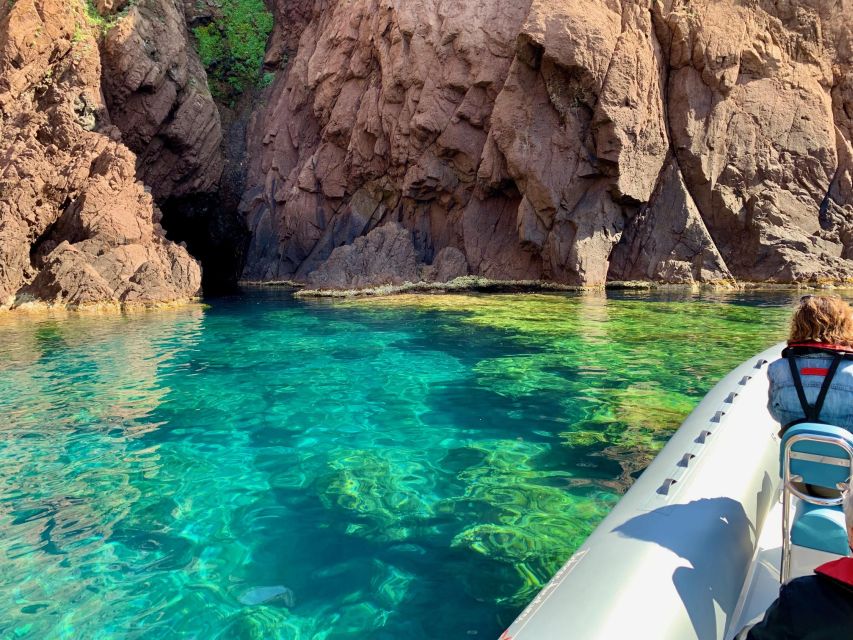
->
[781, 432, 853, 583]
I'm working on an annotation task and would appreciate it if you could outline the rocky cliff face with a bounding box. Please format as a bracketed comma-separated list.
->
[0, 0, 217, 309]
[2, 0, 852, 306]
[242, 0, 853, 289]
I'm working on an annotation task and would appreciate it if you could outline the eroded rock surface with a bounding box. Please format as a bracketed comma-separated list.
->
[101, 0, 224, 201]
[3, 0, 852, 302]
[0, 0, 202, 309]
[242, 0, 853, 289]
[609, 159, 733, 284]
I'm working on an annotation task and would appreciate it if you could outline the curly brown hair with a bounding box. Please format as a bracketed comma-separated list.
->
[789, 295, 853, 347]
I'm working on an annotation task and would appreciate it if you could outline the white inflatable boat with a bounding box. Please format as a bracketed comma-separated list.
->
[501, 343, 853, 640]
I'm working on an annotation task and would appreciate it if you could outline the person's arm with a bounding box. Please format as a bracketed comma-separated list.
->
[744, 583, 798, 640]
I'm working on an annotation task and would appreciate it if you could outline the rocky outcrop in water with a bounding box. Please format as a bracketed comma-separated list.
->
[242, 0, 853, 289]
[0, 0, 212, 309]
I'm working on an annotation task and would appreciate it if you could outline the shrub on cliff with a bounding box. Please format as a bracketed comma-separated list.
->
[83, 0, 135, 32]
[193, 0, 273, 100]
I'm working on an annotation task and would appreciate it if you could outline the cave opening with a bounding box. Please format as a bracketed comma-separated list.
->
[159, 195, 250, 296]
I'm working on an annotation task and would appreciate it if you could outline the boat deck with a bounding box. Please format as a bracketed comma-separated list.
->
[728, 496, 842, 638]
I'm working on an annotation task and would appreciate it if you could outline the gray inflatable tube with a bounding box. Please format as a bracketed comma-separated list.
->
[500, 343, 785, 640]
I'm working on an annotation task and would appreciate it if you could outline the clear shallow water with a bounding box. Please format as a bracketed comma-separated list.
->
[0, 289, 800, 639]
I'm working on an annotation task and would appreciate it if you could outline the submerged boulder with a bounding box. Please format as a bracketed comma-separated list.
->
[238, 585, 295, 607]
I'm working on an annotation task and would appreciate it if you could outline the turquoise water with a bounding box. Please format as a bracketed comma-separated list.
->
[0, 289, 798, 639]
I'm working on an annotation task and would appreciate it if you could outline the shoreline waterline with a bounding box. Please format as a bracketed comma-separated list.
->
[1, 278, 850, 315]
[0, 297, 206, 317]
[241, 276, 853, 299]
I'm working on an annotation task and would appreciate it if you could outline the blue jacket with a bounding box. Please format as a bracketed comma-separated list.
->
[767, 350, 853, 430]
[746, 558, 853, 639]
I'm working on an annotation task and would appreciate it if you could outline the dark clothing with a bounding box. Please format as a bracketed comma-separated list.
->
[747, 558, 853, 639]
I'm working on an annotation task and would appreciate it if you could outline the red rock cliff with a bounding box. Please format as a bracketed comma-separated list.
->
[0, 0, 219, 309]
[241, 0, 853, 289]
[2, 0, 852, 304]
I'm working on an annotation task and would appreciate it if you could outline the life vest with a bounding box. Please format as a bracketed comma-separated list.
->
[779, 342, 853, 436]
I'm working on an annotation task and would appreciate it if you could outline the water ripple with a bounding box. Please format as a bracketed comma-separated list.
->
[0, 291, 796, 638]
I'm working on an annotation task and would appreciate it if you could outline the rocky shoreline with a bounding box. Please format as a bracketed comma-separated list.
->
[243, 277, 853, 300]
[242, 0, 853, 291]
[0, 297, 204, 316]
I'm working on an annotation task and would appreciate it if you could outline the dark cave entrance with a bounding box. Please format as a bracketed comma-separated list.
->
[159, 195, 250, 296]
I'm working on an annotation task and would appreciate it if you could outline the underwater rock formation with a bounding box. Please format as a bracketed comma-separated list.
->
[242, 0, 853, 289]
[0, 0, 209, 309]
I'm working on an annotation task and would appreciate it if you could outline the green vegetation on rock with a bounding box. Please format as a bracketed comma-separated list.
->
[83, 0, 133, 33]
[193, 0, 274, 99]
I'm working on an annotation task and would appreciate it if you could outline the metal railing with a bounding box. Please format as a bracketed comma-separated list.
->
[781, 433, 853, 583]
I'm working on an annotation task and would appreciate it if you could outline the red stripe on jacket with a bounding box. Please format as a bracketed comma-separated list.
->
[801, 367, 830, 376]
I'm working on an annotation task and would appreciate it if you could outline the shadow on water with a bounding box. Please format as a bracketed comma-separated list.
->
[613, 498, 755, 639]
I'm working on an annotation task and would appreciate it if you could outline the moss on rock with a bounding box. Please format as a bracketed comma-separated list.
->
[192, 0, 273, 100]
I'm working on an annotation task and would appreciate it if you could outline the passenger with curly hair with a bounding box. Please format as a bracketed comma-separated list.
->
[768, 295, 853, 432]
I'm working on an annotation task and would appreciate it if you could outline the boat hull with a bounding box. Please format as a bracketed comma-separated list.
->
[502, 344, 786, 640]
